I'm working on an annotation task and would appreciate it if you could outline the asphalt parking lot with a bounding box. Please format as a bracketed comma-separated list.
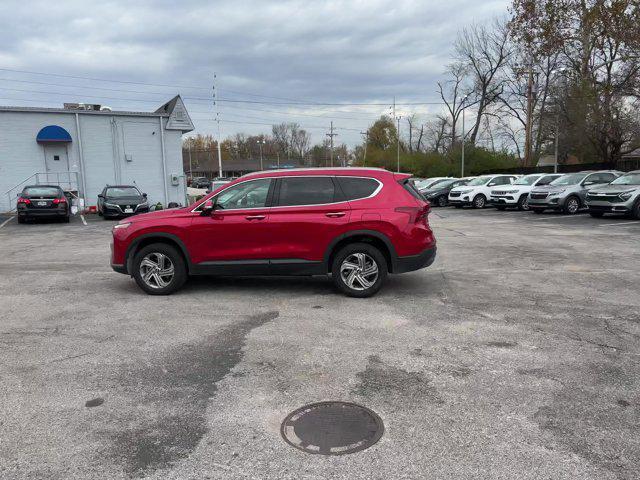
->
[1, 210, 639, 480]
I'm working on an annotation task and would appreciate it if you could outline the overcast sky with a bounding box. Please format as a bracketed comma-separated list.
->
[0, 0, 510, 146]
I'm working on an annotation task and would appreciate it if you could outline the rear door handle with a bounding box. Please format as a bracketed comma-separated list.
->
[245, 215, 266, 220]
[326, 212, 346, 218]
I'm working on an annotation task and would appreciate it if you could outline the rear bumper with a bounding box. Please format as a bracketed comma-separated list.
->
[111, 263, 128, 274]
[394, 246, 437, 274]
[18, 209, 68, 217]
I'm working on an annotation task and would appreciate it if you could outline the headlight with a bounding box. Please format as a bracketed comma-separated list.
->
[619, 192, 633, 201]
[503, 189, 518, 194]
[104, 202, 118, 207]
[457, 189, 473, 194]
[113, 222, 131, 230]
[548, 190, 565, 196]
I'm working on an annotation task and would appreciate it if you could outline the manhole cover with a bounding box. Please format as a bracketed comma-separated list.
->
[281, 401, 384, 455]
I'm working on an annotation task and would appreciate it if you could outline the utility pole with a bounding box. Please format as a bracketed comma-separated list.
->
[212, 73, 223, 178]
[360, 131, 368, 166]
[187, 141, 193, 177]
[326, 121, 338, 167]
[257, 139, 265, 170]
[460, 94, 469, 177]
[396, 115, 402, 172]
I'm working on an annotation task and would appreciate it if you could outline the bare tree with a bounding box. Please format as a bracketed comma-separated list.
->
[455, 19, 512, 145]
[437, 62, 473, 150]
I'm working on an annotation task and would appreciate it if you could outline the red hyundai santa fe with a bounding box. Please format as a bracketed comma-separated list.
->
[111, 168, 436, 297]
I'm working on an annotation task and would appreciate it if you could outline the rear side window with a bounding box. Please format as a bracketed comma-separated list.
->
[277, 176, 336, 206]
[336, 177, 380, 201]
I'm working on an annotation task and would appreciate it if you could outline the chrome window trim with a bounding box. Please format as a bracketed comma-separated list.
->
[190, 175, 383, 213]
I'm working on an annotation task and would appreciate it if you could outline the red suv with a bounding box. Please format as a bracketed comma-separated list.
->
[111, 168, 436, 297]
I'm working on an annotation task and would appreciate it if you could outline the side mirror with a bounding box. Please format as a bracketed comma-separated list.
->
[201, 199, 214, 215]
[143, 193, 147, 198]
[98, 194, 104, 199]
[488, 183, 496, 187]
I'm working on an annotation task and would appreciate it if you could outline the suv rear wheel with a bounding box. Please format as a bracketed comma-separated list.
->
[132, 243, 187, 295]
[332, 243, 387, 298]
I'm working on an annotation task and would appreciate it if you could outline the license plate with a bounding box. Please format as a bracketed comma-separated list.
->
[124, 208, 134, 213]
[37, 201, 47, 206]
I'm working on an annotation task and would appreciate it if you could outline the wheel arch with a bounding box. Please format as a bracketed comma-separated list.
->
[325, 230, 397, 274]
[125, 233, 192, 275]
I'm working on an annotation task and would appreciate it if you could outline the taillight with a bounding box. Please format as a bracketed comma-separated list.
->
[53, 197, 67, 204]
[395, 204, 430, 224]
[17, 197, 30, 204]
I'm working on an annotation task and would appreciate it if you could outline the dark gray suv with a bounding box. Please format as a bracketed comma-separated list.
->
[528, 171, 621, 214]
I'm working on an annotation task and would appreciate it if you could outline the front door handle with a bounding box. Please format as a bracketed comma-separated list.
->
[245, 215, 266, 220]
[326, 212, 346, 218]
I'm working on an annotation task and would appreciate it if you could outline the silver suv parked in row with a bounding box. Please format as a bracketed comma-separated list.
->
[528, 171, 621, 214]
[586, 170, 640, 219]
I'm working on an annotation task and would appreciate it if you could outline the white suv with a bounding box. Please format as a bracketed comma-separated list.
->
[489, 173, 563, 211]
[448, 174, 519, 209]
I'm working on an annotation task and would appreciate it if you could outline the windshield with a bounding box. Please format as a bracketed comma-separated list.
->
[513, 175, 540, 186]
[611, 173, 640, 186]
[466, 176, 492, 186]
[23, 186, 61, 196]
[106, 187, 141, 197]
[427, 179, 457, 189]
[550, 174, 587, 186]
[414, 178, 441, 189]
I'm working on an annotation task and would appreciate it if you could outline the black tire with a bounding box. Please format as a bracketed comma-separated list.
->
[589, 211, 605, 218]
[17, 215, 26, 224]
[98, 210, 103, 217]
[532, 208, 545, 214]
[517, 195, 530, 211]
[563, 195, 581, 215]
[132, 243, 187, 295]
[436, 195, 448, 207]
[472, 194, 487, 209]
[331, 243, 387, 298]
[632, 201, 640, 220]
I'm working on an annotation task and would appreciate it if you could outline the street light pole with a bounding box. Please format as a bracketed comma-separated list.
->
[460, 94, 469, 177]
[396, 115, 401, 172]
[551, 68, 567, 174]
[257, 139, 265, 170]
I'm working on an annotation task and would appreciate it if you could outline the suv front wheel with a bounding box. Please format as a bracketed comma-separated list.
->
[332, 243, 387, 298]
[132, 243, 187, 295]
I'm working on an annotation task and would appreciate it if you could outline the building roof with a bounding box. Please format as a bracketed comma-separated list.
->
[622, 147, 640, 159]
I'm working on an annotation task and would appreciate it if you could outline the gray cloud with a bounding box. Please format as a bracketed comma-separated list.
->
[0, 0, 510, 145]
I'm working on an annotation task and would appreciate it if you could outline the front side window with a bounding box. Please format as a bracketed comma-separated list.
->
[215, 178, 271, 209]
[337, 177, 380, 200]
[277, 177, 336, 206]
[586, 173, 615, 184]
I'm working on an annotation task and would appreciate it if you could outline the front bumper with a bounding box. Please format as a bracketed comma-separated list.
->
[395, 246, 437, 274]
[587, 201, 632, 214]
[448, 197, 472, 206]
[528, 197, 563, 209]
[488, 196, 518, 206]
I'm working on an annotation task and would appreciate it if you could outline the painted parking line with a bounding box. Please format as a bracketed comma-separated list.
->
[598, 221, 639, 227]
[80, 214, 88, 226]
[0, 216, 15, 230]
[530, 215, 584, 220]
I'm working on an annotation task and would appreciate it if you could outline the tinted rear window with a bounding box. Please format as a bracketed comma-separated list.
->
[278, 177, 336, 206]
[401, 179, 425, 201]
[336, 177, 380, 201]
[23, 187, 61, 196]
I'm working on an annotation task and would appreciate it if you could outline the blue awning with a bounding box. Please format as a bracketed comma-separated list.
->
[36, 125, 72, 143]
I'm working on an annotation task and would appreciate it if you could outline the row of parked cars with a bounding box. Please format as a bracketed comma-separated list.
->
[413, 170, 640, 218]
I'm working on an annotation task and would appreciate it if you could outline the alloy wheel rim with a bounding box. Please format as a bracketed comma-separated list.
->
[568, 199, 579, 213]
[522, 198, 529, 210]
[438, 196, 447, 207]
[139, 252, 175, 289]
[476, 197, 485, 208]
[340, 253, 379, 291]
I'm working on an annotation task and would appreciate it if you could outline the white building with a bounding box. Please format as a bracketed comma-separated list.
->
[0, 96, 194, 211]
